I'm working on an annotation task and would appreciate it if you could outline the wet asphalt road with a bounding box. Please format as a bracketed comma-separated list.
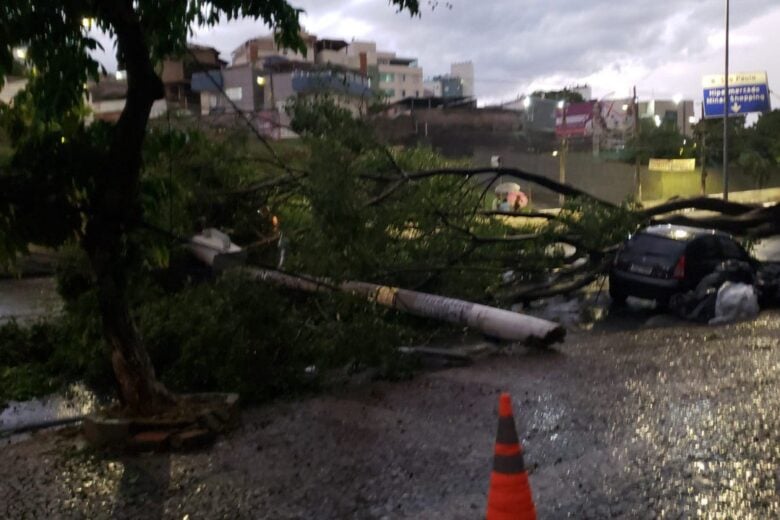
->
[2, 310, 780, 519]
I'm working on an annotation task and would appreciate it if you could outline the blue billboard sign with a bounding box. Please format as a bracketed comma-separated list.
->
[702, 71, 771, 118]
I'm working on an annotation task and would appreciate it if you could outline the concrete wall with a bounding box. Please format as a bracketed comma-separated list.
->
[471, 146, 780, 207]
[373, 108, 523, 156]
[374, 111, 780, 207]
[472, 148, 638, 207]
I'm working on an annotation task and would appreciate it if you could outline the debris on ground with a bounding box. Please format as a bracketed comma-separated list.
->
[669, 260, 762, 325]
[82, 393, 239, 452]
[517, 288, 610, 330]
[709, 282, 760, 325]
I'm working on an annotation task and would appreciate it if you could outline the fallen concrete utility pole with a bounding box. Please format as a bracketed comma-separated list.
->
[190, 229, 565, 346]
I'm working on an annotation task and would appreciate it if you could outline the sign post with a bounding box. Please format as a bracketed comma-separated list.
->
[702, 70, 771, 200]
[724, 0, 729, 200]
[702, 72, 771, 118]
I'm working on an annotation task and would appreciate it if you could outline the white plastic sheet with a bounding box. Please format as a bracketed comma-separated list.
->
[708, 282, 760, 325]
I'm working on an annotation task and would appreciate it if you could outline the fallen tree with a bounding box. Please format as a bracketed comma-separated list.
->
[222, 99, 780, 306]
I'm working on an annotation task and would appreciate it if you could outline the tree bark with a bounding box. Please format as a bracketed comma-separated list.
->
[82, 0, 173, 414]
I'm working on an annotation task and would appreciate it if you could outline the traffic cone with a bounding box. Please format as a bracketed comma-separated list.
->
[486, 392, 537, 520]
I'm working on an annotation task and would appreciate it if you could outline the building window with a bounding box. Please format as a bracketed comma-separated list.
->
[385, 89, 395, 98]
[380, 73, 395, 83]
[209, 95, 218, 108]
[402, 90, 406, 97]
[402, 74, 406, 81]
[225, 87, 243, 101]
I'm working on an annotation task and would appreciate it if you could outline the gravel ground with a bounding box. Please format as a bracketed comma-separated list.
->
[2, 310, 780, 519]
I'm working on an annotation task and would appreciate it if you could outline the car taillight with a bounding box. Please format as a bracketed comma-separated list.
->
[672, 255, 686, 279]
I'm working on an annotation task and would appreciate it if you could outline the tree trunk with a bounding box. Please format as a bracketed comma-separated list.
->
[86, 235, 173, 414]
[83, 0, 173, 414]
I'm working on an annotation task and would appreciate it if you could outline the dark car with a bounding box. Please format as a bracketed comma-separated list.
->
[609, 224, 754, 306]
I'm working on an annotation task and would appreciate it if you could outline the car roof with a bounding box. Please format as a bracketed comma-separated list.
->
[640, 224, 729, 242]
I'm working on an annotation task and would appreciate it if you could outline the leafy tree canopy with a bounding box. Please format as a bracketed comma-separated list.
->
[531, 89, 585, 103]
[0, 0, 420, 413]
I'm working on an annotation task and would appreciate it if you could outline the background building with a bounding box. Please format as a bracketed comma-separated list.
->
[229, 33, 423, 104]
[231, 32, 317, 66]
[639, 99, 695, 136]
[450, 61, 474, 97]
[158, 44, 224, 113]
[423, 79, 442, 97]
[377, 52, 423, 102]
[422, 61, 475, 100]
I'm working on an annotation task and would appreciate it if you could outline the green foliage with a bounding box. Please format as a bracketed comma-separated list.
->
[0, 311, 108, 402]
[751, 110, 780, 163]
[0, 0, 420, 265]
[0, 270, 431, 403]
[138, 272, 421, 401]
[552, 197, 642, 252]
[624, 118, 695, 164]
[282, 97, 521, 299]
[531, 89, 585, 103]
[692, 115, 750, 167]
[0, 98, 650, 404]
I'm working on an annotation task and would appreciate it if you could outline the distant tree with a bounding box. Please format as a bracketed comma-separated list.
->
[624, 118, 694, 164]
[747, 110, 780, 163]
[0, 0, 419, 414]
[692, 115, 749, 167]
[531, 89, 585, 103]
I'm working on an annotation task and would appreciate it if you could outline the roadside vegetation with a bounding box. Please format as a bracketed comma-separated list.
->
[4, 97, 779, 405]
[0, 94, 650, 404]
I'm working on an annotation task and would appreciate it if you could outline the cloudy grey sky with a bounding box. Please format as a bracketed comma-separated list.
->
[101, 1, 780, 107]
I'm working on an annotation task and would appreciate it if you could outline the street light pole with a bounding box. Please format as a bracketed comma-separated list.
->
[633, 86, 641, 200]
[558, 100, 567, 207]
[723, 0, 730, 200]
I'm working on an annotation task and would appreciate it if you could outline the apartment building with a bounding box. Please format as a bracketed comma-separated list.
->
[231, 33, 423, 104]
[158, 44, 223, 112]
[422, 61, 475, 100]
[377, 52, 423, 102]
[231, 31, 317, 66]
[639, 99, 695, 136]
[450, 61, 474, 97]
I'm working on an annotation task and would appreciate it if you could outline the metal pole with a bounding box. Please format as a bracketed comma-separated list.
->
[559, 103, 567, 207]
[189, 230, 566, 346]
[723, 0, 730, 200]
[633, 86, 641, 200]
[700, 104, 708, 195]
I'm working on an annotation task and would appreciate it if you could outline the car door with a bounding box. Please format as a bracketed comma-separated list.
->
[685, 236, 721, 287]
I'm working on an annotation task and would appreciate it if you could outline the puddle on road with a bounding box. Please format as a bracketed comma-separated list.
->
[0, 383, 106, 446]
[0, 277, 62, 324]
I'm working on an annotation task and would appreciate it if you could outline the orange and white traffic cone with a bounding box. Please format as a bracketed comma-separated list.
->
[485, 392, 537, 520]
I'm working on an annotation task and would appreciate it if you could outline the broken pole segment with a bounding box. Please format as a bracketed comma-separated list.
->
[340, 281, 565, 346]
[189, 230, 565, 347]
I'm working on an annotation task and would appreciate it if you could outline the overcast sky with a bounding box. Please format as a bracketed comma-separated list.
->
[99, 1, 780, 109]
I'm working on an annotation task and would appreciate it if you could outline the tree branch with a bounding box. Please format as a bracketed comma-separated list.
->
[653, 204, 780, 238]
[642, 197, 758, 218]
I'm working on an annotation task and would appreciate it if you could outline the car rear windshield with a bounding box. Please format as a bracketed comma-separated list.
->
[621, 234, 687, 268]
